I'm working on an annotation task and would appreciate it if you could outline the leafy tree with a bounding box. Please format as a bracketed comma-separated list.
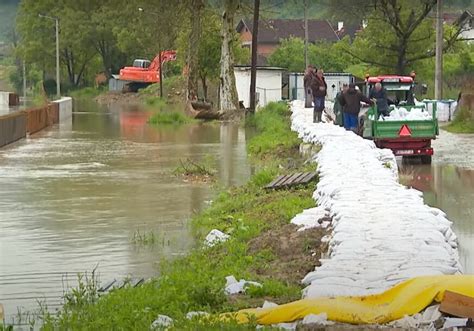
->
[267, 36, 357, 72]
[332, 0, 466, 74]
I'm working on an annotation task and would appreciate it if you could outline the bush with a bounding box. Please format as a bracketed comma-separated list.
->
[445, 106, 474, 133]
[246, 102, 300, 156]
[148, 111, 190, 125]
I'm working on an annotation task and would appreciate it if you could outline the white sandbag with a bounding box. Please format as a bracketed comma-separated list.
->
[289, 100, 461, 299]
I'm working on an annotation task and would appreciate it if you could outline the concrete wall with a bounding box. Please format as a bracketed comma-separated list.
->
[0, 92, 9, 107]
[0, 97, 72, 149]
[0, 112, 27, 147]
[53, 97, 73, 123]
[235, 68, 283, 108]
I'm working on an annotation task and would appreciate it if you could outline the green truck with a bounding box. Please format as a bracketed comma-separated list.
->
[361, 75, 439, 164]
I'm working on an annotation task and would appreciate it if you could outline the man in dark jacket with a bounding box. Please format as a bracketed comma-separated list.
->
[369, 82, 389, 117]
[303, 65, 315, 108]
[311, 69, 327, 123]
[340, 84, 373, 132]
[334, 83, 348, 127]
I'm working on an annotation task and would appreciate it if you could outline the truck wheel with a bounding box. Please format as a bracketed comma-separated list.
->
[421, 155, 432, 164]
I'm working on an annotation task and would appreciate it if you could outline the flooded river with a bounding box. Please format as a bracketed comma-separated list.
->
[399, 130, 474, 274]
[0, 102, 251, 323]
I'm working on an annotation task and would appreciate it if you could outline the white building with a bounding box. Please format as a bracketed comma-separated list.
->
[234, 66, 284, 108]
[288, 72, 359, 101]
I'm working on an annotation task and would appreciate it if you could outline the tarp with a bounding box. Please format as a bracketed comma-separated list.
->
[226, 275, 474, 325]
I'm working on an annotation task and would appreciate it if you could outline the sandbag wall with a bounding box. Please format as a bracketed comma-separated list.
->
[0, 112, 27, 147]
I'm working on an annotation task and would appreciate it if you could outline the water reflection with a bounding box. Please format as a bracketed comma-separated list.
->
[0, 102, 250, 322]
[399, 163, 474, 273]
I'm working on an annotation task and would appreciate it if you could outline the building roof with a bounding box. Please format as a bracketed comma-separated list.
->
[443, 10, 473, 26]
[237, 19, 339, 44]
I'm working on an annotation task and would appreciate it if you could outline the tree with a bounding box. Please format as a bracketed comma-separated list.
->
[338, 0, 466, 74]
[177, 6, 249, 101]
[16, 0, 101, 87]
[219, 0, 240, 114]
[186, 0, 205, 101]
[267, 37, 356, 72]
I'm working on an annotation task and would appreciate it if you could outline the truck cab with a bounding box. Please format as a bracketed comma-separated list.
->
[362, 74, 439, 164]
[132, 59, 151, 69]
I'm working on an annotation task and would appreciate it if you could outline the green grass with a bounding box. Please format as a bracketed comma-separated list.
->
[69, 87, 105, 99]
[246, 102, 300, 157]
[40, 102, 316, 330]
[144, 96, 167, 108]
[445, 107, 474, 133]
[148, 111, 190, 125]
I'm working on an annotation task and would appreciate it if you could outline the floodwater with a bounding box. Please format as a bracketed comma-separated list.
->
[399, 130, 474, 274]
[0, 101, 251, 323]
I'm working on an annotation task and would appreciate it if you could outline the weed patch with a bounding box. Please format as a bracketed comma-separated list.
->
[70, 87, 104, 99]
[148, 111, 190, 125]
[445, 107, 474, 133]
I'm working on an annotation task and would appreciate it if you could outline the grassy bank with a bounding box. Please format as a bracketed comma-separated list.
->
[70, 87, 105, 99]
[444, 107, 474, 133]
[40, 102, 323, 330]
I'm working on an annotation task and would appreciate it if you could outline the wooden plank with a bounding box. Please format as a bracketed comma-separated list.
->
[439, 290, 474, 318]
[293, 172, 309, 184]
[285, 172, 303, 185]
[265, 175, 285, 188]
[131, 278, 145, 288]
[98, 279, 116, 292]
[281, 174, 297, 186]
[299, 172, 317, 184]
[273, 174, 291, 187]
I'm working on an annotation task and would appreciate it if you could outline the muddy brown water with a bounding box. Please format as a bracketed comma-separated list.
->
[0, 101, 251, 323]
[399, 130, 474, 274]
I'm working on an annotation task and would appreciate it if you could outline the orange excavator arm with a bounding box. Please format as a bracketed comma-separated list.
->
[148, 50, 177, 72]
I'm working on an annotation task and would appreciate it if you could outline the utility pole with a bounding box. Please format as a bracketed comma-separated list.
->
[22, 60, 26, 104]
[435, 0, 443, 100]
[304, 0, 308, 68]
[249, 0, 260, 112]
[159, 50, 163, 98]
[39, 14, 60, 99]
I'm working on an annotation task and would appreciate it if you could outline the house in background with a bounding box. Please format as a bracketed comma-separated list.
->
[236, 19, 340, 64]
[443, 10, 473, 43]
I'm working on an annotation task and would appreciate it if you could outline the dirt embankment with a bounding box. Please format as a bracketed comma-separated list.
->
[95, 92, 144, 106]
[249, 222, 330, 285]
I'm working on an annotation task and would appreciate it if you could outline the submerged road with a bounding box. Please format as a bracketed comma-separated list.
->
[399, 129, 474, 273]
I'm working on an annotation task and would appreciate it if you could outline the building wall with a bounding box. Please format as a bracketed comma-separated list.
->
[235, 68, 282, 108]
[257, 43, 278, 57]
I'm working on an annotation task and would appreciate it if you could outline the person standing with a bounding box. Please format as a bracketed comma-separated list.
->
[369, 82, 389, 117]
[311, 69, 327, 123]
[303, 65, 315, 108]
[334, 83, 348, 127]
[340, 83, 373, 132]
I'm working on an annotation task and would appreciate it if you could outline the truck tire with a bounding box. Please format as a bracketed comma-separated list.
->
[421, 155, 432, 164]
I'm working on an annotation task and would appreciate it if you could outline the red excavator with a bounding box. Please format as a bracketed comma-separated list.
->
[119, 50, 177, 92]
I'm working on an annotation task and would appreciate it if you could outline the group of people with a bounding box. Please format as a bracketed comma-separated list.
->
[304, 65, 393, 133]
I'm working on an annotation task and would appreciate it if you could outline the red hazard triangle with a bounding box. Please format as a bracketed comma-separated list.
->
[399, 124, 412, 137]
